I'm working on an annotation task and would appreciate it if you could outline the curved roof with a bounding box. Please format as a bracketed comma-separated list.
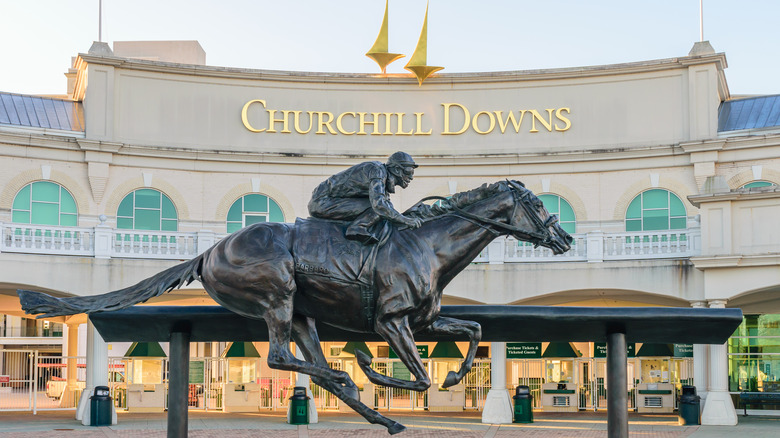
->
[0, 92, 84, 132]
[718, 94, 780, 133]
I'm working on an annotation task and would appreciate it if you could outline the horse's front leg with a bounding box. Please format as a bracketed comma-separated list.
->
[355, 315, 431, 392]
[422, 316, 482, 388]
[291, 315, 406, 435]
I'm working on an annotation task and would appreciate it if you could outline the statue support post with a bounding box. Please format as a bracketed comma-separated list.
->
[168, 330, 191, 438]
[606, 330, 628, 438]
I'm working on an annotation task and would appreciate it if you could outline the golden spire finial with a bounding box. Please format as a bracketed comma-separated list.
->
[404, 1, 443, 86]
[366, 0, 405, 73]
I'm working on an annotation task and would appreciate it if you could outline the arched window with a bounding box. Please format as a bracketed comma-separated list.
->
[625, 189, 686, 232]
[12, 181, 77, 226]
[226, 194, 285, 233]
[741, 181, 776, 189]
[117, 189, 178, 231]
[538, 194, 576, 234]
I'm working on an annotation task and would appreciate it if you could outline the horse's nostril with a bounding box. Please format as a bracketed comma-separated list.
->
[566, 235, 574, 244]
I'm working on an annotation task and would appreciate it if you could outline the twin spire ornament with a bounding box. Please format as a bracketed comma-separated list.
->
[365, 0, 443, 86]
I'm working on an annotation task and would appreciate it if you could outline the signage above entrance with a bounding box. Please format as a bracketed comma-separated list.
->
[594, 342, 636, 358]
[389, 345, 428, 359]
[673, 344, 693, 358]
[506, 342, 542, 359]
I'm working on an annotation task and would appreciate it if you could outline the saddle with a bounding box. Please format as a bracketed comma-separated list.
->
[292, 218, 392, 330]
[291, 218, 390, 288]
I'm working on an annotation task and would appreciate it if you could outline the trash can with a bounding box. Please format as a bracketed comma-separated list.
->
[678, 385, 700, 426]
[513, 385, 533, 423]
[289, 386, 310, 425]
[90, 386, 113, 426]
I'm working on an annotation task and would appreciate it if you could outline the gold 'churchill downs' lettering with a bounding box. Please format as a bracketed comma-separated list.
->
[241, 100, 571, 136]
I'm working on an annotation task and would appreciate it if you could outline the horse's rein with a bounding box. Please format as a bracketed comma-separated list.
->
[410, 189, 555, 243]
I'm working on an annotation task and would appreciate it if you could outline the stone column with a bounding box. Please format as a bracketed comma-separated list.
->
[61, 322, 81, 408]
[700, 300, 737, 426]
[691, 301, 709, 410]
[482, 342, 513, 423]
[77, 320, 116, 425]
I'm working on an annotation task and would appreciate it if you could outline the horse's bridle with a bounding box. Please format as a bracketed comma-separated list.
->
[415, 181, 559, 246]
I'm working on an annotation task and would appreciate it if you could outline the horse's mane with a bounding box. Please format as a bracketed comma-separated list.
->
[405, 180, 522, 220]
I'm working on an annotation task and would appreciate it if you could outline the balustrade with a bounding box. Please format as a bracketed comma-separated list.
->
[0, 222, 700, 263]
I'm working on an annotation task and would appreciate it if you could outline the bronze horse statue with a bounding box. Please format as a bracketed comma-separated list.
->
[19, 180, 571, 434]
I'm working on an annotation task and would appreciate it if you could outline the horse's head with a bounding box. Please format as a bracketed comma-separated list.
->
[506, 180, 573, 255]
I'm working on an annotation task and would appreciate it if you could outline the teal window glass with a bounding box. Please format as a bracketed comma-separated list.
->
[11, 181, 78, 226]
[624, 189, 687, 232]
[728, 314, 780, 395]
[538, 194, 576, 234]
[116, 189, 178, 231]
[742, 181, 776, 189]
[226, 194, 285, 233]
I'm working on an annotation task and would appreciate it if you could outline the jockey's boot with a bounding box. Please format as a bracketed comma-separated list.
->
[346, 212, 381, 245]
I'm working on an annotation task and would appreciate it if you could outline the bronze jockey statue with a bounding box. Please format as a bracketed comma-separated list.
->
[308, 151, 423, 244]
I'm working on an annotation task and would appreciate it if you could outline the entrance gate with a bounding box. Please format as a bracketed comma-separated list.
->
[510, 359, 543, 408]
[0, 351, 89, 413]
[371, 359, 430, 410]
[0, 350, 35, 411]
[463, 359, 490, 410]
[577, 359, 637, 410]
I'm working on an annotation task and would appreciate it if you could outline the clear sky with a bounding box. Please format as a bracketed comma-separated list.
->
[2, 0, 778, 96]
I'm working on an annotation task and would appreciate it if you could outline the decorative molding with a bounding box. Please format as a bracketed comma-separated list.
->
[727, 168, 780, 189]
[104, 177, 190, 220]
[40, 165, 52, 180]
[214, 183, 296, 224]
[0, 169, 91, 217]
[612, 177, 697, 221]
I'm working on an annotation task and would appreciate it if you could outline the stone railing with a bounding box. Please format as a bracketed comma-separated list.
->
[472, 227, 700, 263]
[1, 222, 700, 263]
[0, 223, 218, 260]
[0, 223, 95, 256]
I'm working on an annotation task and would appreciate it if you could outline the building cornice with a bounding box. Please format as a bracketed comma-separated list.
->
[687, 186, 780, 207]
[74, 52, 728, 86]
[691, 253, 780, 270]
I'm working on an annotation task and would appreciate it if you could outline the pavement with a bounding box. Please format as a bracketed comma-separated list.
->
[0, 409, 778, 437]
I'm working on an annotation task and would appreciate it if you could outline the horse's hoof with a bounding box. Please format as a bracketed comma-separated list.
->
[442, 371, 460, 389]
[355, 349, 372, 367]
[387, 422, 406, 435]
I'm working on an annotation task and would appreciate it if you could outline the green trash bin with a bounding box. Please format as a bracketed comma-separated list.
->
[513, 385, 533, 423]
[289, 386, 310, 425]
[90, 386, 112, 426]
[678, 385, 700, 426]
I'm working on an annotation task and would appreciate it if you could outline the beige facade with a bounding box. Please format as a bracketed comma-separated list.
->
[1, 41, 779, 421]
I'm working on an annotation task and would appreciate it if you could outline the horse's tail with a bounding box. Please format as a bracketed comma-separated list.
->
[17, 254, 204, 319]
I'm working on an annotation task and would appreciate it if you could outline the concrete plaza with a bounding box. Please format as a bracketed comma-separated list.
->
[0, 410, 778, 437]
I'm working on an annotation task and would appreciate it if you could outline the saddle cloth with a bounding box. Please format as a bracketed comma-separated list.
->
[292, 217, 389, 288]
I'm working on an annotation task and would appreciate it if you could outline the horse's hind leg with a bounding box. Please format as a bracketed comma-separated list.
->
[291, 315, 406, 435]
[262, 298, 353, 388]
[355, 316, 431, 392]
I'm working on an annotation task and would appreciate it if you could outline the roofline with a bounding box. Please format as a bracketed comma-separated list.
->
[73, 52, 728, 86]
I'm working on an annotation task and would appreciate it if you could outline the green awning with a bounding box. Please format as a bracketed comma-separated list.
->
[342, 342, 373, 358]
[542, 342, 582, 358]
[429, 342, 464, 359]
[636, 343, 674, 357]
[221, 342, 261, 358]
[124, 342, 166, 358]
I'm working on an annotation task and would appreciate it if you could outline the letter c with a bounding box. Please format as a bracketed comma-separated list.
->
[241, 99, 267, 132]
